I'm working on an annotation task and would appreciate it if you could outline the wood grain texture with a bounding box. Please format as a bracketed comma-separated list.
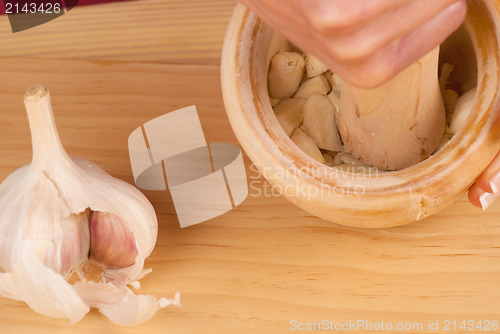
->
[0, 57, 500, 334]
[0, 1, 500, 333]
[0, 0, 235, 65]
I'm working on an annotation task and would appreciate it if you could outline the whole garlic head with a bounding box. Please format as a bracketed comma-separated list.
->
[0, 85, 179, 326]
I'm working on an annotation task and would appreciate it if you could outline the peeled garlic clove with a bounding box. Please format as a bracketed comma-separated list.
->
[439, 62, 454, 92]
[305, 53, 328, 78]
[338, 151, 367, 166]
[325, 71, 342, 95]
[0, 85, 178, 325]
[273, 98, 306, 137]
[302, 95, 343, 151]
[442, 89, 460, 116]
[449, 88, 476, 135]
[268, 51, 305, 99]
[327, 91, 340, 112]
[322, 152, 335, 167]
[293, 75, 330, 98]
[435, 132, 454, 152]
[333, 151, 366, 166]
[270, 97, 281, 107]
[291, 128, 326, 163]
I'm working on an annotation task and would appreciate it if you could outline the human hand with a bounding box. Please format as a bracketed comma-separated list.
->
[238, 0, 467, 88]
[469, 153, 500, 211]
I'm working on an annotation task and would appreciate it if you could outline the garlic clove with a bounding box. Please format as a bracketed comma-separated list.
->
[449, 88, 476, 135]
[57, 213, 91, 277]
[322, 152, 335, 167]
[304, 53, 328, 78]
[293, 75, 330, 98]
[327, 90, 340, 112]
[90, 211, 139, 268]
[270, 97, 281, 107]
[302, 95, 343, 151]
[268, 51, 305, 99]
[442, 89, 460, 116]
[325, 71, 342, 95]
[70, 157, 158, 262]
[439, 62, 454, 92]
[291, 128, 326, 163]
[337, 151, 367, 166]
[273, 98, 306, 137]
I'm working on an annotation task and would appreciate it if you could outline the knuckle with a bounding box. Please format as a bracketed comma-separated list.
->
[339, 61, 395, 89]
[324, 39, 380, 64]
[303, 4, 363, 34]
[308, 14, 353, 34]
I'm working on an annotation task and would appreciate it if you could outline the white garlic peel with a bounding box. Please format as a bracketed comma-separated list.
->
[0, 85, 180, 325]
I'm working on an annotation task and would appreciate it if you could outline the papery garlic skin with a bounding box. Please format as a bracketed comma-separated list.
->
[0, 85, 178, 325]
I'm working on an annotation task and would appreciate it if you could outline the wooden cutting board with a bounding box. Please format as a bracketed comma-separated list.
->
[1, 57, 500, 334]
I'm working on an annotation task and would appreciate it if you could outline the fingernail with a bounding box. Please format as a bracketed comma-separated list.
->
[480, 191, 498, 211]
[491, 181, 499, 194]
[490, 172, 500, 193]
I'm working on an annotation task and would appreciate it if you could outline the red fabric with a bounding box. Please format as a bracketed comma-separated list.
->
[65, 0, 129, 6]
[0, 0, 130, 15]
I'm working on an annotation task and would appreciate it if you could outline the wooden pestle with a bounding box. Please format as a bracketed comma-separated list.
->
[337, 47, 445, 170]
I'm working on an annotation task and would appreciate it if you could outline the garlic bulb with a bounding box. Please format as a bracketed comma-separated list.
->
[0, 85, 179, 325]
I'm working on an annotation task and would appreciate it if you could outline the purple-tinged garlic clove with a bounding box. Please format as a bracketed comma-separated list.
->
[90, 211, 138, 268]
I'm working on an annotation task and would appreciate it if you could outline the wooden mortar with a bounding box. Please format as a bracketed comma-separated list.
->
[221, 0, 500, 227]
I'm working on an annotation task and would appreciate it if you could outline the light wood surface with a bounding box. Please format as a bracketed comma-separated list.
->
[1, 1, 500, 334]
[0, 0, 235, 65]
